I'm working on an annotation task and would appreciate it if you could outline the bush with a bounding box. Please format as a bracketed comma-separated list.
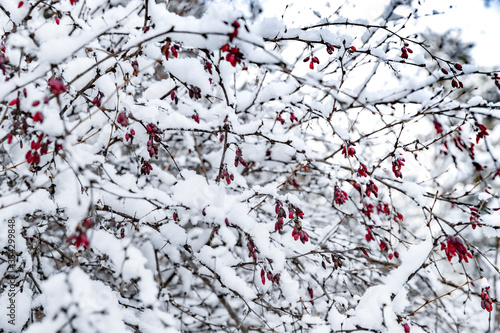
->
[0, 0, 499, 332]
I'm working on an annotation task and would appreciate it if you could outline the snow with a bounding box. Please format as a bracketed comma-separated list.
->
[371, 47, 388, 60]
[1, 0, 498, 331]
[27, 268, 127, 333]
[352, 237, 433, 329]
[160, 222, 187, 245]
[399, 180, 428, 206]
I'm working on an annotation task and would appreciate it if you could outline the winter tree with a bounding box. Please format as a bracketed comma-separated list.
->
[0, 0, 499, 332]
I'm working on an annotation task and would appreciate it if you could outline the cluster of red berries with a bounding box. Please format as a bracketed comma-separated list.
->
[441, 63, 464, 88]
[357, 163, 368, 177]
[392, 156, 405, 178]
[234, 149, 248, 167]
[469, 207, 481, 229]
[334, 186, 348, 205]
[48, 77, 66, 96]
[146, 123, 162, 157]
[117, 112, 128, 127]
[394, 212, 404, 223]
[379, 239, 389, 252]
[220, 167, 234, 184]
[221, 44, 244, 67]
[188, 86, 201, 100]
[274, 201, 286, 231]
[260, 269, 280, 284]
[140, 160, 153, 175]
[351, 181, 362, 192]
[228, 20, 240, 41]
[362, 203, 374, 218]
[131, 61, 139, 76]
[93, 91, 104, 107]
[200, 62, 211, 77]
[480, 287, 493, 312]
[247, 237, 258, 262]
[67, 218, 94, 249]
[192, 112, 200, 123]
[400, 43, 413, 59]
[275, 110, 298, 125]
[161, 40, 179, 60]
[325, 43, 335, 55]
[474, 122, 489, 144]
[292, 223, 309, 244]
[388, 251, 399, 260]
[365, 180, 379, 198]
[451, 79, 463, 89]
[303, 56, 320, 70]
[441, 235, 473, 262]
[342, 142, 356, 158]
[274, 201, 305, 232]
[365, 227, 375, 242]
[26, 133, 51, 166]
[294, 205, 305, 219]
[365, 227, 400, 259]
[377, 202, 390, 215]
[322, 253, 344, 270]
[433, 120, 443, 134]
[125, 129, 135, 142]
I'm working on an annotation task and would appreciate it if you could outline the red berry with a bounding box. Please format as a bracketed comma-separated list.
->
[32, 112, 44, 123]
[117, 112, 128, 126]
[82, 218, 94, 229]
